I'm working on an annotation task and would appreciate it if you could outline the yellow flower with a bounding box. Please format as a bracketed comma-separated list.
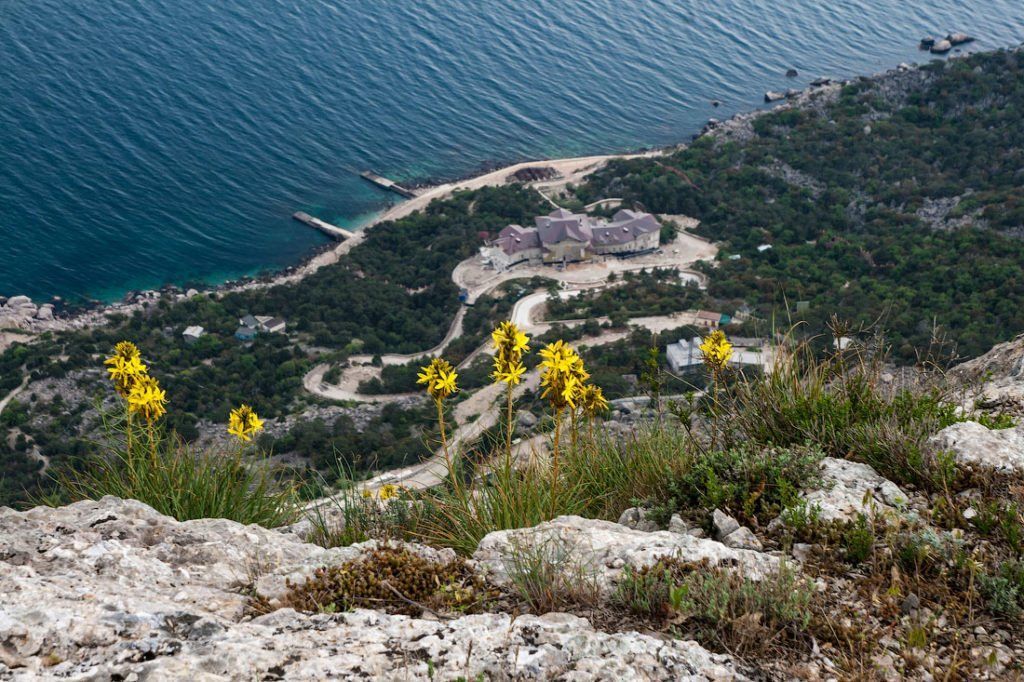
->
[361, 488, 373, 499]
[228, 404, 264, 442]
[378, 484, 399, 501]
[106, 341, 141, 363]
[104, 341, 148, 397]
[494, 363, 526, 386]
[106, 354, 148, 398]
[417, 358, 458, 401]
[491, 321, 530, 386]
[699, 331, 733, 372]
[580, 384, 609, 416]
[539, 340, 587, 410]
[127, 375, 167, 422]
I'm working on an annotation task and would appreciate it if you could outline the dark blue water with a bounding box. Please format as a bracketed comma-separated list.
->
[2, 1, 1022, 302]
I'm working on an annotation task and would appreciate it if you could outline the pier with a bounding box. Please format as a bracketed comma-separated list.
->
[359, 170, 417, 199]
[291, 212, 355, 241]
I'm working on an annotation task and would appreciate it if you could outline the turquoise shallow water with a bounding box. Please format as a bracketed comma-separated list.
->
[1, 1, 1022, 302]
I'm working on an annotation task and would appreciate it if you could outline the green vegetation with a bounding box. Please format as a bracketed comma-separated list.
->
[575, 49, 1024, 361]
[544, 268, 703, 321]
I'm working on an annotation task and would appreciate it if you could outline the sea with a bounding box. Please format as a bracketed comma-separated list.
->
[2, 0, 1022, 303]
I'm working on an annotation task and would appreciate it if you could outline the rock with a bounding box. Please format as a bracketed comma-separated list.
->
[616, 506, 660, 533]
[687, 527, 706, 539]
[712, 509, 740, 539]
[792, 543, 813, 562]
[810, 77, 832, 87]
[6, 295, 31, 308]
[920, 37, 936, 49]
[186, 288, 200, 298]
[901, 592, 921, 615]
[35, 304, 54, 321]
[778, 458, 907, 525]
[517, 410, 538, 429]
[947, 32, 974, 46]
[721, 527, 763, 551]
[0, 499, 750, 680]
[474, 516, 779, 592]
[931, 39, 953, 54]
[668, 513, 689, 534]
[963, 506, 978, 520]
[786, 68, 799, 78]
[711, 99, 721, 107]
[764, 90, 786, 103]
[929, 421, 1024, 475]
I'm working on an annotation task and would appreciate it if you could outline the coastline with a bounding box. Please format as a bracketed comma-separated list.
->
[0, 150, 670, 347]
[0, 50, 978, 349]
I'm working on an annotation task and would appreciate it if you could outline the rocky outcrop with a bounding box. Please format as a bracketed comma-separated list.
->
[0, 498, 747, 680]
[473, 515, 780, 591]
[952, 334, 1024, 415]
[930, 421, 1024, 476]
[800, 457, 907, 523]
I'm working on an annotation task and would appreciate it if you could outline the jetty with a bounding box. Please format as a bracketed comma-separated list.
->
[291, 212, 355, 241]
[360, 170, 417, 199]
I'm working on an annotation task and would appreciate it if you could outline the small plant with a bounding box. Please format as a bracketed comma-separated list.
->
[612, 563, 674, 618]
[502, 536, 599, 613]
[842, 513, 876, 564]
[266, 545, 491, 616]
[669, 561, 815, 656]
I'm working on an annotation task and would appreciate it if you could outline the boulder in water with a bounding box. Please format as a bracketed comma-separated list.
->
[931, 39, 952, 54]
[764, 90, 786, 103]
[786, 68, 798, 78]
[947, 32, 974, 46]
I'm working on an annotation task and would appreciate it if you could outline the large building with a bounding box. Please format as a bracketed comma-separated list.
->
[482, 208, 661, 269]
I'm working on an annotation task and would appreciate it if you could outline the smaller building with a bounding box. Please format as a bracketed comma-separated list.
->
[234, 326, 257, 342]
[182, 325, 205, 344]
[239, 314, 259, 329]
[694, 310, 725, 328]
[260, 317, 286, 334]
[666, 337, 769, 373]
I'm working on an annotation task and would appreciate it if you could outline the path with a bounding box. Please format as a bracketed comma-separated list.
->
[0, 373, 29, 419]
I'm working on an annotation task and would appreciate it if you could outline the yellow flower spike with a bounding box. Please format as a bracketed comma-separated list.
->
[491, 321, 531, 387]
[127, 375, 167, 422]
[106, 354, 149, 397]
[378, 484, 399, 501]
[417, 358, 458, 401]
[539, 340, 587, 411]
[228, 404, 264, 442]
[699, 330, 733, 372]
[581, 384, 609, 416]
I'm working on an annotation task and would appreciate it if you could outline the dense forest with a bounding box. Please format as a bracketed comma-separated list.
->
[575, 49, 1024, 361]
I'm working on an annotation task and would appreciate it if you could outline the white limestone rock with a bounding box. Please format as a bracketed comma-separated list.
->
[929, 421, 1024, 476]
[34, 304, 54, 321]
[794, 457, 908, 523]
[721, 526, 763, 551]
[0, 498, 748, 681]
[473, 515, 779, 591]
[712, 508, 740, 539]
[617, 506, 660, 532]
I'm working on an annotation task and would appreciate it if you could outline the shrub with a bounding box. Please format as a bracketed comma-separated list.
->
[661, 443, 825, 526]
[266, 545, 492, 616]
[669, 561, 815, 656]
